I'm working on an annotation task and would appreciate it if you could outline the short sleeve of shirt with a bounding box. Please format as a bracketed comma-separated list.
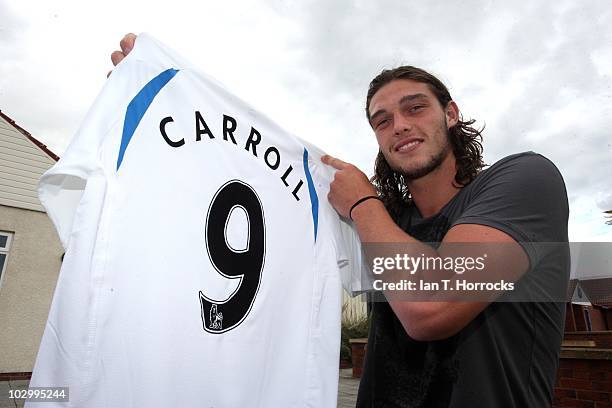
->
[451, 152, 569, 268]
[301, 142, 369, 295]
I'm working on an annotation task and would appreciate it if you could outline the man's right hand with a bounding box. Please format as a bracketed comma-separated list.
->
[107, 33, 137, 77]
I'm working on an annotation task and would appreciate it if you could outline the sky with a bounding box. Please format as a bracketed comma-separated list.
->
[1, 0, 611, 241]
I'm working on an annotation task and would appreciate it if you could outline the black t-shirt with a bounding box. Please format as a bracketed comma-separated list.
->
[356, 152, 570, 408]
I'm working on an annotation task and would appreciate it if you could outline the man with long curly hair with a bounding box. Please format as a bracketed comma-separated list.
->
[111, 36, 569, 407]
[322, 66, 569, 407]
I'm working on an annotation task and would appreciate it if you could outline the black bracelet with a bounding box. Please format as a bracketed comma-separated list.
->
[349, 195, 383, 221]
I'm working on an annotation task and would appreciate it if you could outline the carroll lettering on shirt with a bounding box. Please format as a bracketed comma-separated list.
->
[195, 111, 215, 141]
[159, 112, 304, 201]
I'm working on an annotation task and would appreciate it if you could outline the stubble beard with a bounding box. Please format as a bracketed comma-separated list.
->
[388, 120, 452, 181]
[397, 145, 450, 180]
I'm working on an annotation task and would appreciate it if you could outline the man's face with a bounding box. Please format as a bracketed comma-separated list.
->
[368, 79, 457, 180]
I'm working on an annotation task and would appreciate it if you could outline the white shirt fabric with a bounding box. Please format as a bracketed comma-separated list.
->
[30, 33, 364, 408]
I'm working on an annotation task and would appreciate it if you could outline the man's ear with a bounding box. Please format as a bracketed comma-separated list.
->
[445, 101, 459, 128]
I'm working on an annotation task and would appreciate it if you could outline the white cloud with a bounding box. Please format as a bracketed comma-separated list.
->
[597, 193, 612, 211]
[569, 197, 612, 242]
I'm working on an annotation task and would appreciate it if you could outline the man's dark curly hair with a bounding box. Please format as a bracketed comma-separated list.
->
[366, 66, 485, 219]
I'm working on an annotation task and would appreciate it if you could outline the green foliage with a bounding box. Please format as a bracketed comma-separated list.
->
[340, 306, 370, 363]
[606, 210, 612, 226]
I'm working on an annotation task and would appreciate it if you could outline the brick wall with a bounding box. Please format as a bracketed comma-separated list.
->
[567, 304, 610, 332]
[564, 332, 612, 349]
[554, 349, 612, 408]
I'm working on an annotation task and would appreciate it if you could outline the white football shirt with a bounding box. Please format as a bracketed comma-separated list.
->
[30, 34, 364, 408]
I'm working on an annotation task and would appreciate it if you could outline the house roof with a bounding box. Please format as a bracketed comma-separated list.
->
[0, 110, 59, 161]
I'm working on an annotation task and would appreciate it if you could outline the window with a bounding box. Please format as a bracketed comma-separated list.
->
[0, 231, 13, 287]
[584, 308, 593, 332]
